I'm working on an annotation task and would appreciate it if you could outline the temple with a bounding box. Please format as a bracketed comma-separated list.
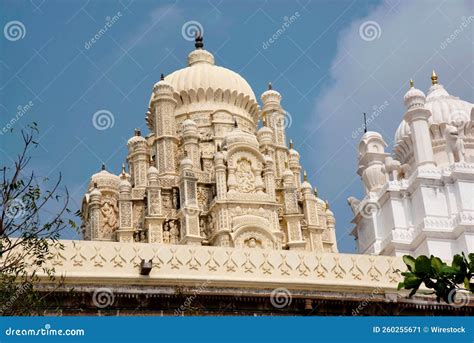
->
[80, 36, 338, 253]
[349, 72, 474, 260]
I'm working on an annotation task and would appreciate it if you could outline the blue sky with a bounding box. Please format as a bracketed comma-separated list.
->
[1, 0, 472, 253]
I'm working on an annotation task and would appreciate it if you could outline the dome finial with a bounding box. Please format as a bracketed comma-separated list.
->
[134, 128, 141, 136]
[195, 33, 204, 49]
[431, 70, 438, 85]
[101, 163, 106, 171]
[160, 73, 164, 81]
[313, 187, 318, 197]
[409, 79, 414, 88]
[268, 82, 272, 90]
[289, 139, 293, 149]
[363, 112, 367, 133]
[303, 170, 308, 181]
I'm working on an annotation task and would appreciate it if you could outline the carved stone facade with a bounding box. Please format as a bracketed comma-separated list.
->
[81, 38, 337, 253]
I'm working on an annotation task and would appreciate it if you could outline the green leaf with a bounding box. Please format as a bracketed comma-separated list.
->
[431, 257, 443, 274]
[452, 254, 464, 271]
[403, 255, 416, 271]
[415, 255, 431, 274]
[404, 275, 422, 289]
[397, 282, 405, 290]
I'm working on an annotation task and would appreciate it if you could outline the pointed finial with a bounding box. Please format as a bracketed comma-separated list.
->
[303, 170, 308, 181]
[121, 163, 126, 174]
[363, 113, 367, 133]
[160, 73, 164, 81]
[431, 70, 438, 85]
[313, 188, 318, 197]
[409, 79, 414, 88]
[101, 163, 106, 171]
[134, 128, 141, 136]
[268, 82, 272, 90]
[195, 33, 203, 49]
[325, 200, 330, 210]
[289, 139, 293, 149]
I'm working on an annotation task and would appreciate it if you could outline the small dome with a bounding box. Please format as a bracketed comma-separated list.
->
[257, 126, 273, 144]
[180, 157, 193, 169]
[261, 82, 281, 105]
[89, 167, 120, 191]
[182, 118, 198, 135]
[127, 128, 147, 146]
[119, 178, 132, 194]
[147, 165, 159, 175]
[153, 74, 174, 95]
[404, 82, 426, 110]
[301, 180, 312, 191]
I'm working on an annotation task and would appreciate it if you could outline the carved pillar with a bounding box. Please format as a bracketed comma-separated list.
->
[214, 150, 227, 200]
[182, 119, 200, 168]
[403, 82, 436, 168]
[116, 176, 134, 243]
[152, 76, 178, 175]
[263, 156, 276, 201]
[145, 166, 165, 243]
[282, 166, 305, 250]
[261, 84, 288, 178]
[288, 140, 302, 188]
[127, 129, 149, 188]
[88, 183, 102, 241]
[178, 157, 202, 245]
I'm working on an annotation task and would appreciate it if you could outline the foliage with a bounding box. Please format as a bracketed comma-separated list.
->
[398, 253, 474, 304]
[0, 123, 76, 315]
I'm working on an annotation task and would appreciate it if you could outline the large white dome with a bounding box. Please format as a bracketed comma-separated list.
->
[162, 48, 256, 102]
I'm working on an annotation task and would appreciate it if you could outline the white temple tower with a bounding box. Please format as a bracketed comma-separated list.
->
[349, 72, 474, 260]
[81, 36, 338, 253]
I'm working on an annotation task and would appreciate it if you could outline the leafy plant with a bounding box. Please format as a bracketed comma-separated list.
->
[398, 253, 473, 304]
[0, 123, 76, 315]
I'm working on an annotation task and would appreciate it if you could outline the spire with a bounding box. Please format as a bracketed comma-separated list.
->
[303, 170, 308, 181]
[134, 128, 141, 136]
[363, 113, 367, 133]
[121, 163, 126, 174]
[101, 163, 106, 171]
[289, 139, 294, 149]
[160, 73, 164, 81]
[313, 188, 318, 197]
[409, 79, 414, 88]
[268, 82, 272, 90]
[431, 70, 438, 85]
[195, 33, 203, 49]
